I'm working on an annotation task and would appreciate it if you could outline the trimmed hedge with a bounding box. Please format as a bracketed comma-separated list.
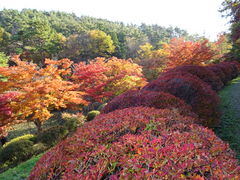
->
[143, 72, 220, 127]
[102, 90, 198, 119]
[28, 107, 240, 179]
[86, 110, 100, 121]
[3, 134, 36, 147]
[36, 126, 68, 147]
[162, 65, 224, 91]
[206, 65, 227, 84]
[0, 134, 42, 172]
[216, 63, 235, 83]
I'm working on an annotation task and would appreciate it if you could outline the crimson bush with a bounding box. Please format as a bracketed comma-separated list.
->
[206, 65, 227, 84]
[162, 65, 224, 91]
[222, 61, 239, 79]
[143, 72, 220, 127]
[102, 90, 197, 119]
[215, 63, 235, 82]
[28, 107, 240, 180]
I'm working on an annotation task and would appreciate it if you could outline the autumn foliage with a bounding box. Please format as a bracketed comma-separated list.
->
[102, 90, 197, 119]
[71, 59, 110, 102]
[0, 91, 19, 137]
[0, 50, 238, 178]
[72, 57, 147, 102]
[29, 107, 240, 179]
[143, 72, 220, 127]
[206, 65, 227, 84]
[163, 65, 224, 91]
[27, 57, 240, 178]
[0, 92, 18, 124]
[164, 38, 215, 69]
[0, 56, 88, 132]
[214, 62, 239, 82]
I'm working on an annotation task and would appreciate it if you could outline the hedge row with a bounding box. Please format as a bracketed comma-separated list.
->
[28, 61, 240, 179]
[143, 71, 220, 127]
[101, 90, 198, 119]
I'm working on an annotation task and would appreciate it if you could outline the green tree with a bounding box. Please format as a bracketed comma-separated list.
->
[21, 19, 65, 63]
[79, 30, 115, 60]
[0, 52, 9, 67]
[0, 27, 11, 53]
[221, 0, 240, 59]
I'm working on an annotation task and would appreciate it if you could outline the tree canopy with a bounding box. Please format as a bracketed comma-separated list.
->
[0, 9, 196, 63]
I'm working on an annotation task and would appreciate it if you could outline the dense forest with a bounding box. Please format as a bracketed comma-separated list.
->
[0, 9, 202, 63]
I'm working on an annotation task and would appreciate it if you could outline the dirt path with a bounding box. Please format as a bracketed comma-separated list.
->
[215, 77, 240, 159]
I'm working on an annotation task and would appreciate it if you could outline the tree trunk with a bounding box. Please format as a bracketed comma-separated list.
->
[34, 119, 42, 133]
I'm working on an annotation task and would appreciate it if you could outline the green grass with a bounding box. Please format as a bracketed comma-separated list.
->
[0, 154, 42, 180]
[215, 76, 240, 160]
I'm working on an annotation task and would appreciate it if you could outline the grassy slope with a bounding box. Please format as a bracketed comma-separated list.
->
[0, 154, 42, 180]
[215, 76, 240, 160]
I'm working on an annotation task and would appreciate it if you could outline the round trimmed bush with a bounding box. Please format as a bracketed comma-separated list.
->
[0, 139, 34, 169]
[222, 61, 239, 79]
[215, 63, 235, 82]
[143, 72, 220, 127]
[28, 107, 239, 179]
[162, 65, 224, 91]
[36, 126, 68, 147]
[206, 65, 227, 84]
[86, 110, 100, 121]
[102, 90, 197, 119]
[3, 134, 36, 147]
[61, 112, 85, 132]
[230, 61, 240, 72]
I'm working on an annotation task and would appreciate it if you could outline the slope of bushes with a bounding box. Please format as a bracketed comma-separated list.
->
[162, 65, 224, 91]
[28, 107, 240, 179]
[143, 71, 220, 127]
[101, 90, 197, 119]
[28, 61, 240, 179]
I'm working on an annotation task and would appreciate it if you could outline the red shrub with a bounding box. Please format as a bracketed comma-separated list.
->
[102, 90, 197, 119]
[230, 61, 240, 72]
[143, 72, 220, 127]
[162, 65, 224, 91]
[215, 63, 235, 82]
[206, 65, 227, 84]
[222, 61, 239, 79]
[28, 107, 240, 180]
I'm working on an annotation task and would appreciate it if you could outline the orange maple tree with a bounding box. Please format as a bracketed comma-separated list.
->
[0, 56, 88, 132]
[164, 38, 216, 69]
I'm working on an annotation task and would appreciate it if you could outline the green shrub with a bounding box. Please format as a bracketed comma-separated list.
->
[36, 126, 68, 147]
[32, 143, 48, 154]
[97, 103, 107, 111]
[0, 139, 35, 170]
[0, 52, 9, 67]
[61, 112, 85, 132]
[86, 110, 100, 121]
[3, 134, 36, 148]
